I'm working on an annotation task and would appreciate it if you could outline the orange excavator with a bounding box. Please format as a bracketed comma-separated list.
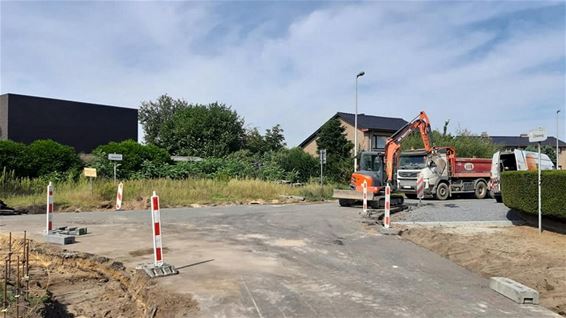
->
[333, 111, 433, 209]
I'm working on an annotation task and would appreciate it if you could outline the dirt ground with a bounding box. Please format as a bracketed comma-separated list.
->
[0, 235, 198, 317]
[401, 225, 566, 316]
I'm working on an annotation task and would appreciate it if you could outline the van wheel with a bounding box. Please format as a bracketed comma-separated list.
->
[435, 183, 449, 200]
[475, 181, 487, 199]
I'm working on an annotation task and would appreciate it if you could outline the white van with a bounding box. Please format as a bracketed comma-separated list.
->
[489, 149, 555, 202]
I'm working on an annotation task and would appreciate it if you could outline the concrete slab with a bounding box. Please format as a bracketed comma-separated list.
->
[45, 234, 75, 245]
[490, 277, 539, 304]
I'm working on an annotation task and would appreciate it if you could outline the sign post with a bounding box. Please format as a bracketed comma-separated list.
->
[83, 168, 97, 195]
[319, 149, 327, 200]
[108, 153, 123, 183]
[529, 127, 547, 234]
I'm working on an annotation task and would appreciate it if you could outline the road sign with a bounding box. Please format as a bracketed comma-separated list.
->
[319, 149, 327, 164]
[108, 153, 123, 161]
[83, 168, 97, 178]
[528, 128, 547, 143]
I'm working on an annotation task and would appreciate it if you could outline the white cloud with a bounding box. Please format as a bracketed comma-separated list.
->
[1, 1, 564, 145]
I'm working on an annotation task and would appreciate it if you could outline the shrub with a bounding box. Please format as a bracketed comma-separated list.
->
[92, 140, 170, 179]
[26, 140, 82, 177]
[501, 170, 566, 219]
[0, 140, 29, 177]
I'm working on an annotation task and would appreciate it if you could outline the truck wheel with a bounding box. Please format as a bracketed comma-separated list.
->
[475, 181, 487, 199]
[495, 194, 503, 203]
[435, 183, 449, 200]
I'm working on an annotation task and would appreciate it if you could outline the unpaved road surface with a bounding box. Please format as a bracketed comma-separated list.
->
[1, 203, 559, 317]
[402, 225, 566, 316]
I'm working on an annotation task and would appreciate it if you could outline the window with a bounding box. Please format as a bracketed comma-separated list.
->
[372, 135, 386, 149]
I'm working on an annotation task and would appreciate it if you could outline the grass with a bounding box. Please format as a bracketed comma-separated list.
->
[1, 176, 338, 211]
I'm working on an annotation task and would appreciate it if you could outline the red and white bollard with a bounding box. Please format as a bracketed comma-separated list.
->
[384, 184, 391, 228]
[416, 173, 425, 204]
[138, 191, 178, 278]
[362, 180, 368, 214]
[46, 182, 54, 233]
[115, 182, 124, 211]
[151, 191, 164, 267]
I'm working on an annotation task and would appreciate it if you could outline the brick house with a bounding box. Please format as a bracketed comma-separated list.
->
[299, 112, 407, 156]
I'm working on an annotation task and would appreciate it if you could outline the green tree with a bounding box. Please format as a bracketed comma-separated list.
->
[316, 118, 354, 182]
[138, 95, 189, 146]
[525, 145, 556, 165]
[161, 102, 245, 157]
[264, 124, 286, 151]
[243, 128, 267, 154]
[401, 126, 499, 158]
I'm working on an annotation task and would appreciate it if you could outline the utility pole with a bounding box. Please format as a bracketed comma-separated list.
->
[354, 71, 365, 172]
[320, 149, 326, 200]
[557, 109, 561, 169]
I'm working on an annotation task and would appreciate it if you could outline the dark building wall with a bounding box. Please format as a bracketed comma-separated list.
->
[0, 94, 8, 140]
[3, 94, 138, 153]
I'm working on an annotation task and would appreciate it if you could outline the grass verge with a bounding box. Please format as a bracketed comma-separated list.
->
[2, 178, 338, 211]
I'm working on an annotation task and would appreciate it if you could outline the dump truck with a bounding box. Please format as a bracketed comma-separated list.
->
[333, 111, 433, 209]
[420, 147, 491, 200]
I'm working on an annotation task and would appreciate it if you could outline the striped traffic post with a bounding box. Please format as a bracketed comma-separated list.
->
[362, 180, 368, 214]
[384, 184, 391, 228]
[46, 182, 53, 233]
[416, 173, 425, 205]
[151, 191, 164, 267]
[115, 182, 124, 211]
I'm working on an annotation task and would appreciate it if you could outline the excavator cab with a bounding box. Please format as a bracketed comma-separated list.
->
[351, 151, 385, 192]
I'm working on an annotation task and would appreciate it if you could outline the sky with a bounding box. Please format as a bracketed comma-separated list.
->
[1, 1, 565, 146]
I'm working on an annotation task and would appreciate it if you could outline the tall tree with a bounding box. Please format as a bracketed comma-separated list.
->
[161, 102, 245, 157]
[316, 118, 354, 182]
[264, 124, 286, 151]
[138, 95, 188, 146]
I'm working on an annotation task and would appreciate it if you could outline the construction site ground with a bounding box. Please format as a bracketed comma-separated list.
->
[0, 201, 562, 317]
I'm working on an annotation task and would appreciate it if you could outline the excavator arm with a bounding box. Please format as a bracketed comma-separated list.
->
[384, 111, 432, 183]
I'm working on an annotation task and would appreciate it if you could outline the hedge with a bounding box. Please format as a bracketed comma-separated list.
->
[501, 170, 566, 219]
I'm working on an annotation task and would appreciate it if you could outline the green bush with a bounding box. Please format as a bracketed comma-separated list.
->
[501, 170, 566, 219]
[0, 140, 29, 177]
[0, 139, 81, 178]
[92, 140, 171, 179]
[26, 140, 82, 177]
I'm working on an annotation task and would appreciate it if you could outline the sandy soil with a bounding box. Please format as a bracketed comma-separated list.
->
[401, 225, 566, 316]
[0, 235, 198, 317]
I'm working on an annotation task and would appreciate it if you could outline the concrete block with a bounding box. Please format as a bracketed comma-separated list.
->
[69, 228, 87, 236]
[489, 277, 539, 304]
[45, 234, 75, 245]
[138, 263, 179, 278]
[379, 227, 401, 235]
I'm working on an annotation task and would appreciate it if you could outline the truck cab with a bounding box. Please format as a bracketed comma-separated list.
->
[396, 150, 427, 197]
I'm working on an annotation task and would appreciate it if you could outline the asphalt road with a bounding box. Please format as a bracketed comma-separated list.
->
[0, 203, 559, 317]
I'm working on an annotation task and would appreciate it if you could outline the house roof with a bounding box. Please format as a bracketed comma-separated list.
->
[299, 112, 408, 148]
[490, 136, 566, 148]
[335, 112, 408, 131]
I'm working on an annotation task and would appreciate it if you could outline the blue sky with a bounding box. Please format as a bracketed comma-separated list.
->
[1, 1, 565, 146]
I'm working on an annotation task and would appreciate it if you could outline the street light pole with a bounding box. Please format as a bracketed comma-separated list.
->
[557, 109, 561, 169]
[354, 71, 365, 171]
